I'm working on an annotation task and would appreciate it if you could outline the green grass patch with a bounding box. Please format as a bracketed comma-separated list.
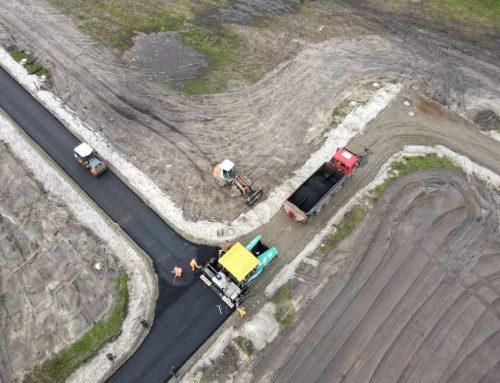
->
[233, 336, 255, 357]
[25, 271, 129, 383]
[322, 204, 370, 253]
[272, 282, 293, 305]
[179, 25, 258, 94]
[10, 51, 48, 77]
[370, 154, 459, 202]
[272, 283, 296, 331]
[428, 0, 500, 30]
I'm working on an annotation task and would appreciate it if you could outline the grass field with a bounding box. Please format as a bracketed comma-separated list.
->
[24, 271, 129, 383]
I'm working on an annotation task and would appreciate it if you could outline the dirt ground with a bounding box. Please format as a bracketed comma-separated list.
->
[251, 169, 500, 383]
[180, 86, 500, 381]
[0, 142, 118, 382]
[0, 0, 498, 223]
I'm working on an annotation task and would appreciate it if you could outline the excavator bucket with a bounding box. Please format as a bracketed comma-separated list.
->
[244, 188, 263, 206]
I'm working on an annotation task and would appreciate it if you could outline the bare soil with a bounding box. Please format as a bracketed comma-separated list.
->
[252, 168, 500, 383]
[0, 0, 498, 223]
[0, 142, 118, 382]
[181, 87, 500, 381]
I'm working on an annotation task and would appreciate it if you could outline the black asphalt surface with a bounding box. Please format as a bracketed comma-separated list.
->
[0, 67, 231, 382]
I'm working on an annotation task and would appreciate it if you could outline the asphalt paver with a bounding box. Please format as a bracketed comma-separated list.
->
[0, 67, 231, 383]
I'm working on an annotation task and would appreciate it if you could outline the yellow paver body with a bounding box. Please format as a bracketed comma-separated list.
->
[218, 242, 259, 282]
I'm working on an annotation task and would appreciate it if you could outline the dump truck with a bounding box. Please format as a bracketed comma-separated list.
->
[213, 159, 263, 206]
[74, 143, 107, 176]
[200, 235, 277, 308]
[284, 147, 365, 223]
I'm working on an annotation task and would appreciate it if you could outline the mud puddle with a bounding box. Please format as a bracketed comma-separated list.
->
[124, 32, 206, 81]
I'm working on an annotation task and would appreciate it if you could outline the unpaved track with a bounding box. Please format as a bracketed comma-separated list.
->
[253, 169, 500, 383]
[0, 0, 498, 221]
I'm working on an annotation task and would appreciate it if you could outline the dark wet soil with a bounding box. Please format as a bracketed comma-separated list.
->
[474, 109, 500, 131]
[124, 32, 207, 82]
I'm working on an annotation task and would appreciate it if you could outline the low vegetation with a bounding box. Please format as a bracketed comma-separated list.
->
[10, 51, 48, 77]
[371, 0, 500, 34]
[47, 0, 357, 94]
[233, 336, 255, 357]
[25, 271, 129, 383]
[322, 204, 370, 253]
[370, 154, 458, 202]
[179, 25, 259, 94]
[272, 283, 295, 331]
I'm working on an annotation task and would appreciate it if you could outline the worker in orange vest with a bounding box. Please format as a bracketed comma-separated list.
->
[236, 306, 246, 318]
[190, 259, 201, 271]
[218, 240, 233, 258]
[172, 266, 183, 279]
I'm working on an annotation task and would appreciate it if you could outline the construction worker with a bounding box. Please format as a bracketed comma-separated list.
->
[172, 266, 183, 279]
[218, 240, 232, 258]
[223, 240, 232, 251]
[170, 366, 178, 378]
[236, 306, 247, 318]
[190, 259, 201, 271]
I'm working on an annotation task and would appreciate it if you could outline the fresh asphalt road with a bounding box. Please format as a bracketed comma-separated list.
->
[0, 67, 231, 382]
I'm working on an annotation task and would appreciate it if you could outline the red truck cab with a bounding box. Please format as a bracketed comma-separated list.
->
[331, 148, 359, 175]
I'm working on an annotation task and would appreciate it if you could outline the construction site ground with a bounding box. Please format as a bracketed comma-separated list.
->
[0, 143, 118, 382]
[0, 0, 499, 381]
[253, 168, 500, 383]
[181, 88, 500, 381]
[0, 0, 498, 224]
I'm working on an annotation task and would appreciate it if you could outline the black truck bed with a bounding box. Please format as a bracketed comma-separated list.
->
[287, 163, 345, 213]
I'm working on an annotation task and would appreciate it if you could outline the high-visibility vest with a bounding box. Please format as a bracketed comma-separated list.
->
[237, 307, 246, 318]
[190, 259, 200, 270]
[174, 267, 182, 278]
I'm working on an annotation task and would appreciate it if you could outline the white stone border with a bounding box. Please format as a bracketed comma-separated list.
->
[0, 113, 156, 382]
[0, 46, 401, 243]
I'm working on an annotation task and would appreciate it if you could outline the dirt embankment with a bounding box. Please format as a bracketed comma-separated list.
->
[0, 142, 118, 381]
[0, 0, 498, 224]
[252, 169, 500, 383]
